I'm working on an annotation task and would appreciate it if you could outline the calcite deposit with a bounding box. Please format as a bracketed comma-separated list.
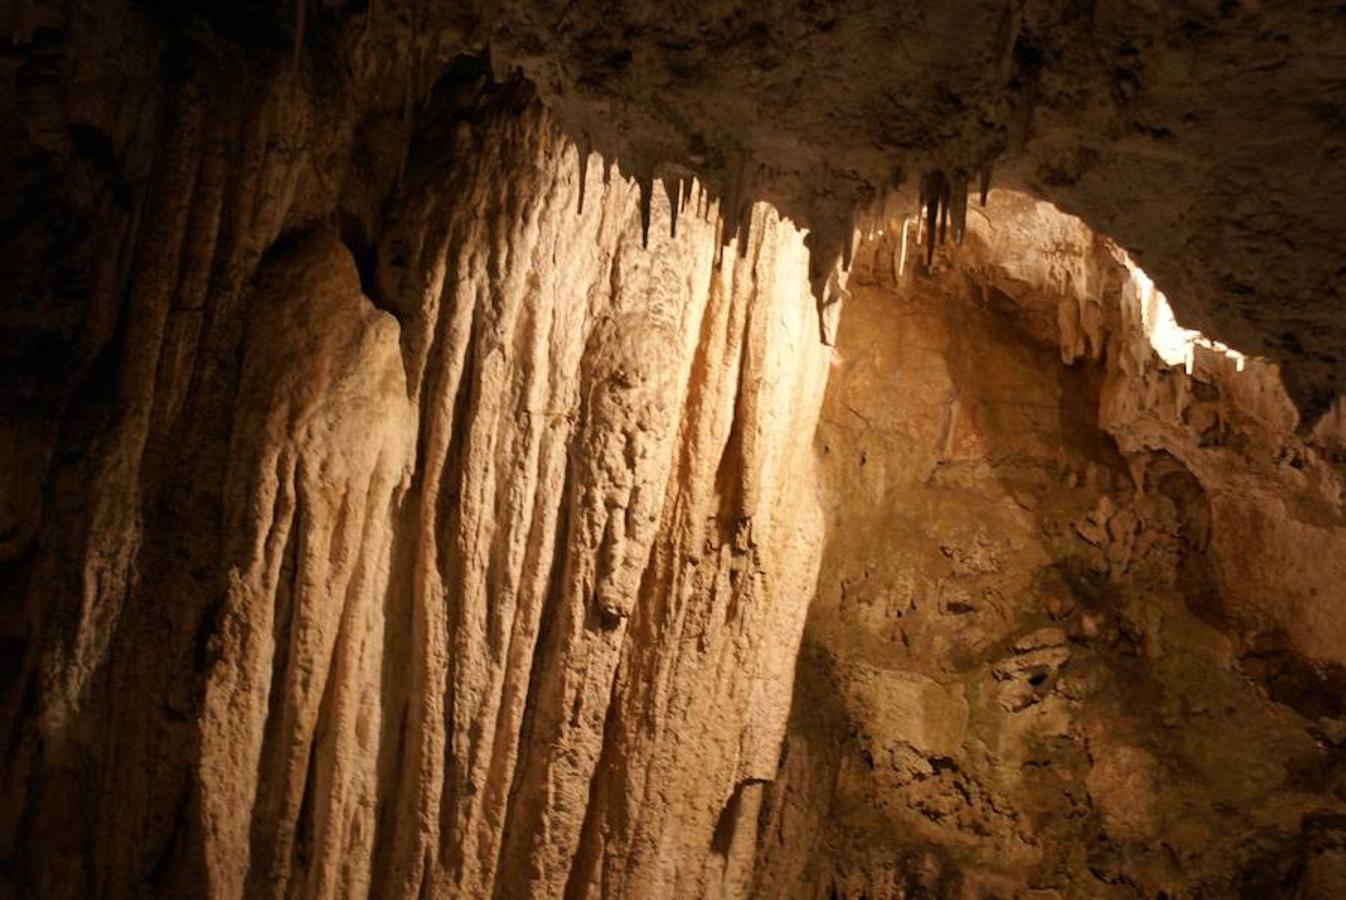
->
[3, 2, 1346, 898]
[755, 193, 1346, 897]
[0, 51, 830, 899]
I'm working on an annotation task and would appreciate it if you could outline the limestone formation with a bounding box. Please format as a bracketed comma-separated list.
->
[756, 192, 1346, 897]
[2, 3, 1346, 899]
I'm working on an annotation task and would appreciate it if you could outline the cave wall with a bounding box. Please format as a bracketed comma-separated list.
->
[491, 0, 1346, 414]
[0, 12, 830, 897]
[753, 193, 1346, 898]
[6, 3, 1346, 898]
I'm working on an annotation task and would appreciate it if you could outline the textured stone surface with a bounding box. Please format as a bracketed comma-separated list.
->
[0, 44, 830, 899]
[490, 0, 1346, 414]
[3, 3, 1346, 898]
[754, 192, 1346, 898]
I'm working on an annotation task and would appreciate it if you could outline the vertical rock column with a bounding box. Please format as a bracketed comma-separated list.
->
[0, 60, 833, 897]
[366, 100, 832, 899]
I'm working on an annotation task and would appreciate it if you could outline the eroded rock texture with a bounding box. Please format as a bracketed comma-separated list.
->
[492, 0, 1346, 414]
[0, 30, 828, 899]
[5, 3, 1346, 899]
[754, 193, 1346, 897]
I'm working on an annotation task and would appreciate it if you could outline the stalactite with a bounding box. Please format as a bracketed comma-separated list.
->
[639, 176, 653, 248]
[661, 176, 680, 237]
[720, 182, 739, 250]
[292, 0, 306, 64]
[898, 216, 912, 279]
[922, 171, 942, 267]
[714, 207, 725, 267]
[868, 186, 888, 241]
[736, 198, 752, 254]
[950, 173, 968, 245]
[979, 167, 992, 206]
[718, 152, 754, 253]
[938, 175, 950, 245]
[576, 140, 590, 215]
[490, 47, 510, 84]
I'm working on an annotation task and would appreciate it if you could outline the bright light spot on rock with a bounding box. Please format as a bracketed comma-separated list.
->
[1119, 251, 1247, 374]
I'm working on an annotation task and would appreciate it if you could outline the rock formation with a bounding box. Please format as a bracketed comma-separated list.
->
[755, 193, 1346, 897]
[2, 2, 1346, 898]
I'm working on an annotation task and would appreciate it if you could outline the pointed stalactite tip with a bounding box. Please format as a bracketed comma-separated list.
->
[576, 141, 590, 216]
[639, 177, 653, 248]
[951, 173, 968, 245]
[662, 176, 681, 238]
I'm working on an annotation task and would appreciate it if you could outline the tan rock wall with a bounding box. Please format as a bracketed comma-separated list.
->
[0, 52, 830, 899]
[756, 192, 1346, 898]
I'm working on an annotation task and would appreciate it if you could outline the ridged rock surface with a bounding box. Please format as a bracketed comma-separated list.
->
[5, 4, 1346, 899]
[0, 51, 829, 899]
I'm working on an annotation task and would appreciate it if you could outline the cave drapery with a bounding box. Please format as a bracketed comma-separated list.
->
[3, 2, 1346, 897]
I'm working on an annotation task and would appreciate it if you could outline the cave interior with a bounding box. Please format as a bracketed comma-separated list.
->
[3, 1, 1346, 897]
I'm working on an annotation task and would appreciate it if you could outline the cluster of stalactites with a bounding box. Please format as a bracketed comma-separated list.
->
[573, 141, 764, 264]
[570, 138, 995, 343]
[915, 168, 991, 266]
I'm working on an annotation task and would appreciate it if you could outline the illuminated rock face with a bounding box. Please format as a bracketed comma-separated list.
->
[3, 6, 1346, 898]
[0, 71, 830, 898]
[754, 192, 1346, 898]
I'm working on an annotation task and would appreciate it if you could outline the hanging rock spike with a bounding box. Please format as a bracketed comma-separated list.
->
[842, 224, 854, 272]
[951, 173, 968, 244]
[738, 200, 753, 254]
[639, 177, 653, 248]
[980, 167, 992, 206]
[662, 176, 680, 238]
[714, 210, 725, 267]
[720, 151, 752, 250]
[921, 171, 943, 266]
[938, 174, 951, 245]
[721, 184, 739, 248]
[490, 47, 510, 84]
[576, 139, 590, 215]
[292, 0, 306, 64]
